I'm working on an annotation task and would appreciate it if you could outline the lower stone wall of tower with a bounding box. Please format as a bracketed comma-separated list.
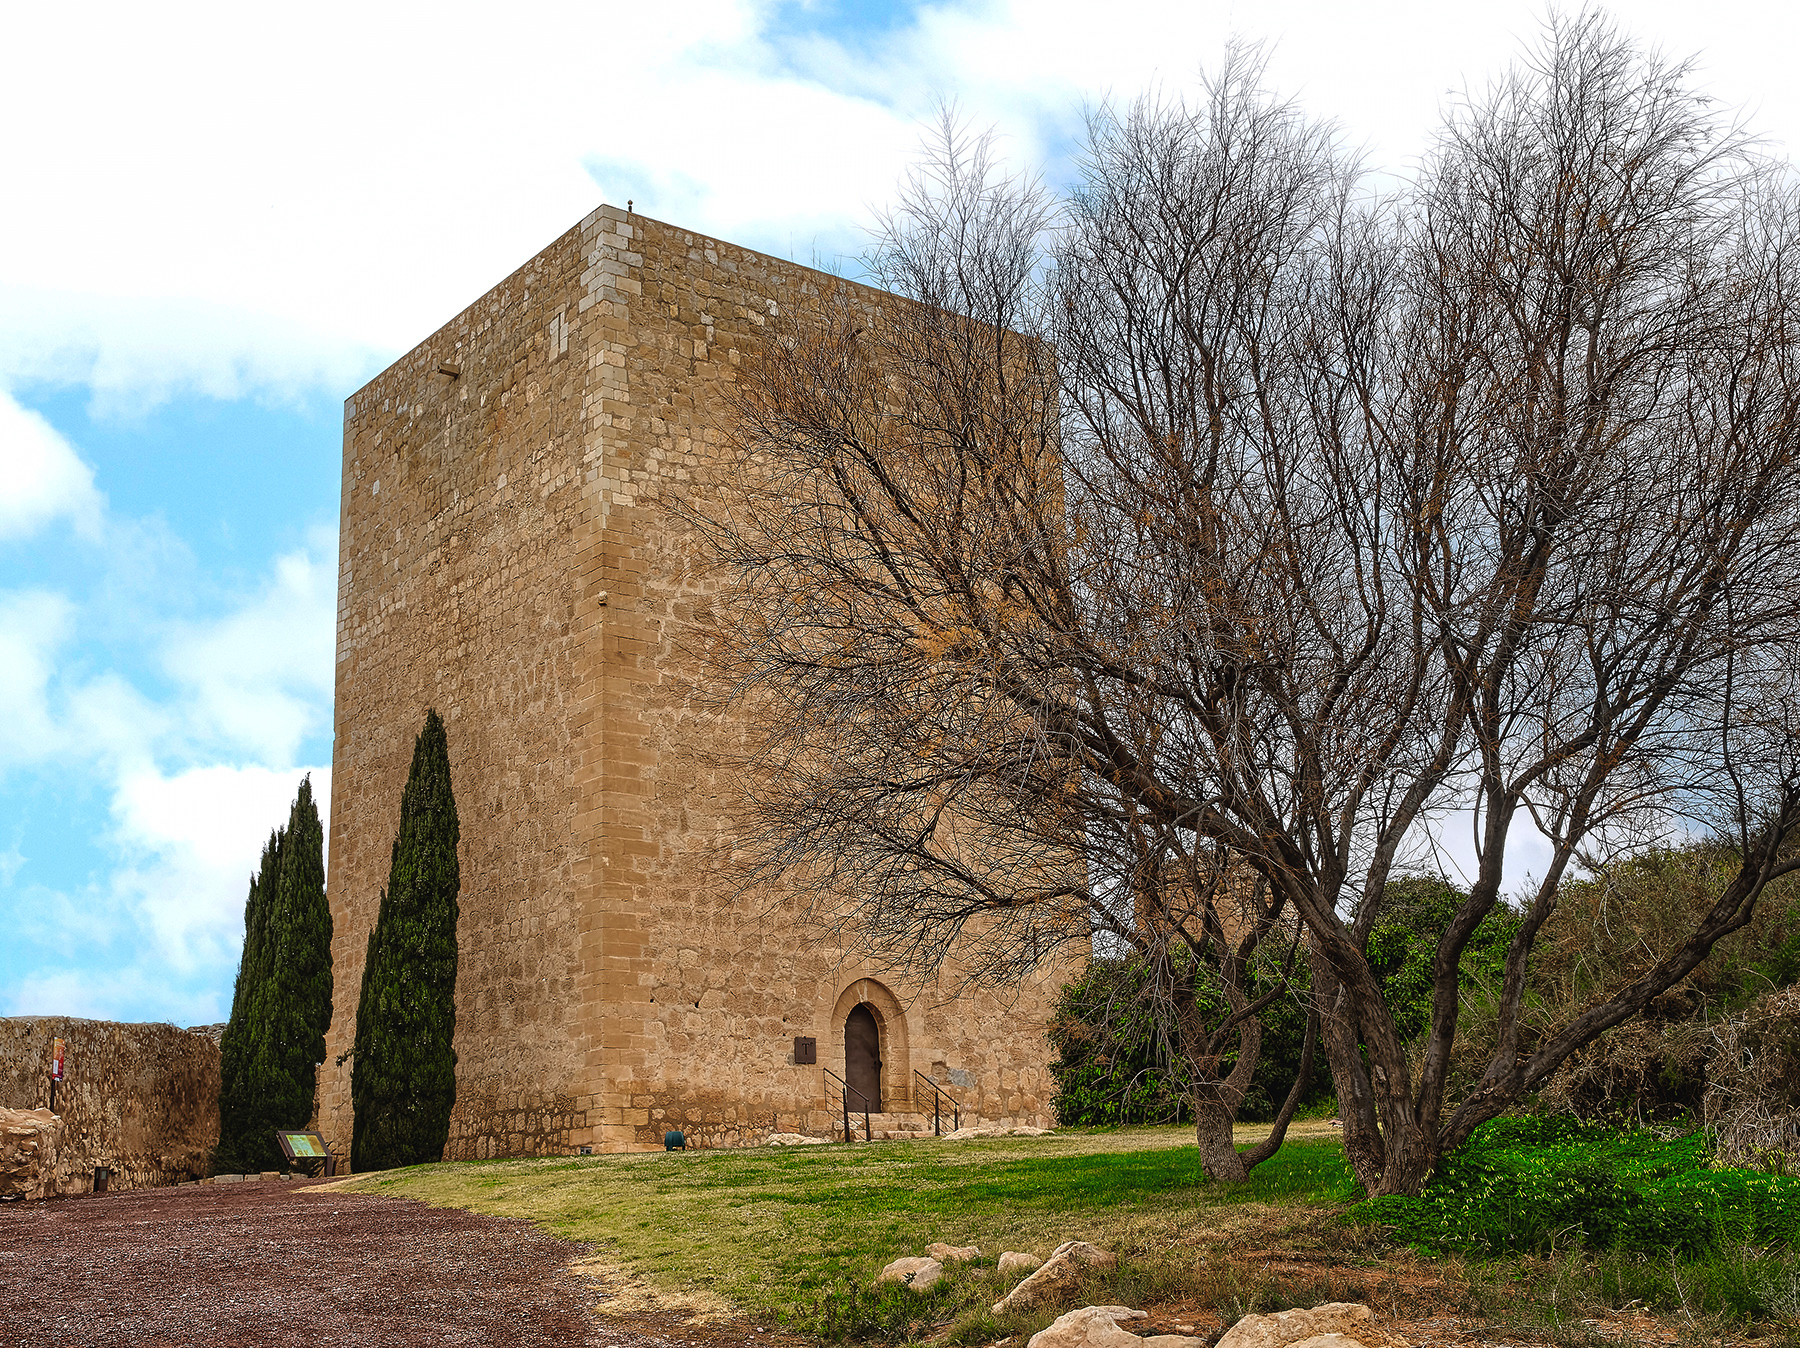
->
[442, 1085, 591, 1160]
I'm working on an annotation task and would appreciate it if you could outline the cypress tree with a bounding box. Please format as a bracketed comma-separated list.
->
[214, 776, 334, 1174]
[216, 827, 280, 1172]
[351, 708, 461, 1171]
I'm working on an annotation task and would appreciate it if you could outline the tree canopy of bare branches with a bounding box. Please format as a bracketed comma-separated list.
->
[690, 14, 1800, 1195]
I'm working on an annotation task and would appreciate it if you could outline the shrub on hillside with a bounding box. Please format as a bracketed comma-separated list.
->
[1523, 847, 1800, 1125]
[1704, 985, 1800, 1173]
[1048, 953, 1323, 1126]
[1356, 1117, 1800, 1257]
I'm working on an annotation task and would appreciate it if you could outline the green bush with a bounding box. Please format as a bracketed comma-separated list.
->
[1049, 876, 1499, 1129]
[1047, 955, 1325, 1126]
[1364, 877, 1517, 1046]
[1356, 1117, 1800, 1257]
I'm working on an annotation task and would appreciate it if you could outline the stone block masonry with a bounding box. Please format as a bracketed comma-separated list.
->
[319, 205, 1070, 1160]
[0, 1017, 220, 1191]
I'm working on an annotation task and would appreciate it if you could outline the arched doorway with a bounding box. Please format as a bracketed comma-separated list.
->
[844, 1003, 883, 1112]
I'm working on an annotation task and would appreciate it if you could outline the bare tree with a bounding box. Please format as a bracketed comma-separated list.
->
[687, 102, 1318, 1180]
[1052, 13, 1800, 1195]
[697, 15, 1800, 1197]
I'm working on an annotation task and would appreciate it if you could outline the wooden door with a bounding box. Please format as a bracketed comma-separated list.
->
[844, 1003, 882, 1112]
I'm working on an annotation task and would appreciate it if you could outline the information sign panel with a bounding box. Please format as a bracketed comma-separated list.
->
[274, 1130, 330, 1161]
[50, 1038, 65, 1081]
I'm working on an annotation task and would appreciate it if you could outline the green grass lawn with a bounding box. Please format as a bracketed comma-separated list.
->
[342, 1127, 1361, 1340]
[342, 1124, 1800, 1344]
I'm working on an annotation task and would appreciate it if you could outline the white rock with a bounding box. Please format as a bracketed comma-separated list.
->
[874, 1256, 944, 1291]
[1025, 1306, 1148, 1348]
[997, 1251, 1042, 1278]
[0, 1108, 61, 1201]
[1140, 1338, 1209, 1348]
[992, 1240, 1116, 1313]
[944, 1124, 1053, 1140]
[1215, 1304, 1378, 1348]
[1289, 1336, 1378, 1348]
[927, 1242, 982, 1262]
[764, 1132, 831, 1146]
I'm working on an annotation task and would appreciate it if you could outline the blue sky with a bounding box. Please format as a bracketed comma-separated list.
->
[5, 0, 1799, 1025]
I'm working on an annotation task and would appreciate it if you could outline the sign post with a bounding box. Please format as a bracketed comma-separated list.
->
[49, 1037, 65, 1113]
[273, 1129, 336, 1177]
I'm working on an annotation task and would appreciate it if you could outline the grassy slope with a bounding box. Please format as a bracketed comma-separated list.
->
[342, 1127, 1354, 1322]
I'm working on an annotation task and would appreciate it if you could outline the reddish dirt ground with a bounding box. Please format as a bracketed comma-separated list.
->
[0, 1178, 768, 1348]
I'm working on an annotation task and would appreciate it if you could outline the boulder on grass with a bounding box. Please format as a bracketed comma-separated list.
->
[992, 1240, 1116, 1313]
[1216, 1304, 1378, 1348]
[874, 1256, 944, 1291]
[927, 1242, 981, 1263]
[1025, 1306, 1147, 1348]
[764, 1133, 831, 1146]
[997, 1251, 1042, 1278]
[0, 1108, 62, 1201]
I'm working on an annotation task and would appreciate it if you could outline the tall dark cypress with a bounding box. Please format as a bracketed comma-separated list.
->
[264, 777, 335, 1151]
[213, 776, 334, 1174]
[216, 827, 281, 1173]
[351, 709, 461, 1171]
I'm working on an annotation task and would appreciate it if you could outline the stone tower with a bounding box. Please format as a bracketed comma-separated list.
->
[318, 205, 1066, 1157]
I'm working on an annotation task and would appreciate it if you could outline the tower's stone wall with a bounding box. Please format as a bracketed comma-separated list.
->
[321, 206, 1067, 1160]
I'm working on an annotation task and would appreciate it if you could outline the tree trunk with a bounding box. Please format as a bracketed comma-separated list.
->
[1312, 955, 1386, 1192]
[1194, 1098, 1250, 1182]
[1371, 1111, 1435, 1196]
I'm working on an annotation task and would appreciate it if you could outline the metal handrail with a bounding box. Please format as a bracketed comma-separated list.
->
[913, 1070, 963, 1136]
[823, 1067, 872, 1142]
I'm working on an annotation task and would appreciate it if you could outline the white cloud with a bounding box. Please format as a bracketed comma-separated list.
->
[0, 589, 77, 768]
[110, 761, 332, 976]
[0, 289, 385, 420]
[0, 389, 103, 539]
[162, 527, 339, 766]
[1, 762, 333, 1024]
[7, 2, 1800, 412]
[0, 513, 338, 1021]
[5, 966, 235, 1027]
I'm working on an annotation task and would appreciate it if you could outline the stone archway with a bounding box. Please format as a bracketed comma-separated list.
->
[830, 978, 911, 1113]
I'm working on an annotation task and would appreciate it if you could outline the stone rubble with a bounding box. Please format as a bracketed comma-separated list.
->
[926, 1242, 981, 1263]
[874, 1256, 944, 1291]
[997, 1250, 1042, 1278]
[992, 1240, 1117, 1313]
[1019, 1303, 1392, 1348]
[1215, 1303, 1382, 1348]
[1025, 1306, 1153, 1348]
[943, 1124, 1052, 1140]
[0, 1107, 62, 1200]
[762, 1132, 832, 1146]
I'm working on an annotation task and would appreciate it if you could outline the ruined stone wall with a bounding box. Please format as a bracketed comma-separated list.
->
[0, 1017, 219, 1191]
[322, 206, 1067, 1162]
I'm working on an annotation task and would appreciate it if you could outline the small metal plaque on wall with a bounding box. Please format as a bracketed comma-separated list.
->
[794, 1036, 817, 1065]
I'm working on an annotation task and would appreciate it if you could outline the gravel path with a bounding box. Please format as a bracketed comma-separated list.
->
[0, 1179, 625, 1346]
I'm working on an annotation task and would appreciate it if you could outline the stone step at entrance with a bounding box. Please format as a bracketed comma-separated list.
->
[837, 1110, 971, 1141]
